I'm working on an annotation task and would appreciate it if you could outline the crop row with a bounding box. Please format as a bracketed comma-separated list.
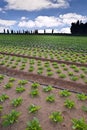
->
[0, 46, 87, 64]
[0, 54, 87, 84]
[0, 74, 87, 130]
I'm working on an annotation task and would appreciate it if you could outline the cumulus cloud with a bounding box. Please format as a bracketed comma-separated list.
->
[4, 0, 69, 11]
[18, 13, 87, 30]
[0, 19, 16, 26]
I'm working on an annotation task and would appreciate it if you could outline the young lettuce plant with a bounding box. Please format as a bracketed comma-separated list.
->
[28, 104, 41, 113]
[46, 94, 55, 102]
[0, 105, 3, 112]
[30, 89, 39, 97]
[0, 94, 9, 102]
[81, 106, 87, 112]
[31, 82, 40, 89]
[72, 118, 87, 130]
[43, 85, 53, 92]
[16, 86, 25, 93]
[11, 97, 23, 107]
[76, 93, 87, 101]
[49, 111, 63, 123]
[59, 90, 71, 97]
[26, 117, 42, 130]
[64, 99, 75, 109]
[18, 80, 28, 85]
[2, 110, 21, 127]
[4, 82, 13, 89]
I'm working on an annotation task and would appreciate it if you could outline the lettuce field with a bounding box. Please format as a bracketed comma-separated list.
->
[0, 34, 87, 130]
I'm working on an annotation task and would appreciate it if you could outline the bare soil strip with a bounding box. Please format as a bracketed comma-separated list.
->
[0, 52, 87, 67]
[0, 65, 87, 93]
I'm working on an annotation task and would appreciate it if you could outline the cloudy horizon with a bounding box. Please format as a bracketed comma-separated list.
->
[0, 0, 87, 33]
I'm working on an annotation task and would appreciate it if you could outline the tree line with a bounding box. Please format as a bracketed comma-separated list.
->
[70, 20, 87, 35]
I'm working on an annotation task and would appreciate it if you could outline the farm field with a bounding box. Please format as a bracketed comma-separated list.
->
[0, 34, 87, 130]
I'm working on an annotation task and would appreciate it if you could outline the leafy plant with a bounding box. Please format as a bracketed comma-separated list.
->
[59, 90, 71, 97]
[47, 72, 53, 76]
[31, 82, 39, 89]
[18, 80, 28, 85]
[0, 74, 4, 80]
[11, 97, 23, 107]
[59, 73, 66, 78]
[28, 104, 41, 113]
[81, 106, 87, 112]
[46, 94, 55, 102]
[0, 94, 9, 102]
[43, 85, 53, 92]
[16, 86, 25, 93]
[2, 110, 20, 127]
[71, 76, 79, 81]
[49, 111, 63, 123]
[26, 117, 42, 130]
[77, 93, 87, 101]
[30, 89, 39, 97]
[72, 118, 87, 130]
[9, 77, 15, 82]
[4, 82, 13, 89]
[64, 99, 75, 109]
[0, 105, 3, 112]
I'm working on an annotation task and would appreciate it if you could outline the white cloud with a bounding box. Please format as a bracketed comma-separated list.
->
[0, 19, 16, 26]
[4, 0, 69, 11]
[59, 27, 70, 33]
[59, 13, 87, 25]
[18, 13, 87, 31]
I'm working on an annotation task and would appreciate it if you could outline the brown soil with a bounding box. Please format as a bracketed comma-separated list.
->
[0, 66, 87, 94]
[0, 75, 87, 130]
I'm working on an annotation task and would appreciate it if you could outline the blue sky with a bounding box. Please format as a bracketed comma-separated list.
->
[0, 0, 87, 33]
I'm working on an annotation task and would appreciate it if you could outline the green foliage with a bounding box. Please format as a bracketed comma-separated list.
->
[49, 111, 63, 123]
[46, 94, 55, 102]
[59, 90, 71, 97]
[28, 104, 41, 113]
[2, 110, 20, 127]
[43, 85, 53, 92]
[72, 118, 87, 130]
[64, 99, 75, 109]
[0, 74, 4, 80]
[31, 82, 39, 89]
[77, 93, 87, 101]
[30, 89, 39, 97]
[18, 80, 28, 85]
[0, 94, 9, 102]
[0, 105, 3, 112]
[11, 97, 23, 107]
[47, 72, 53, 76]
[71, 76, 79, 81]
[9, 77, 15, 82]
[16, 86, 25, 93]
[81, 106, 87, 112]
[59, 73, 66, 78]
[26, 117, 42, 130]
[4, 82, 13, 89]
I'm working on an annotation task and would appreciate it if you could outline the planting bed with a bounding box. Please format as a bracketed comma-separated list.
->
[0, 35, 87, 130]
[0, 74, 87, 130]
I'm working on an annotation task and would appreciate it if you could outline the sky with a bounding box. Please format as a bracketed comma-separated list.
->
[0, 0, 87, 33]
